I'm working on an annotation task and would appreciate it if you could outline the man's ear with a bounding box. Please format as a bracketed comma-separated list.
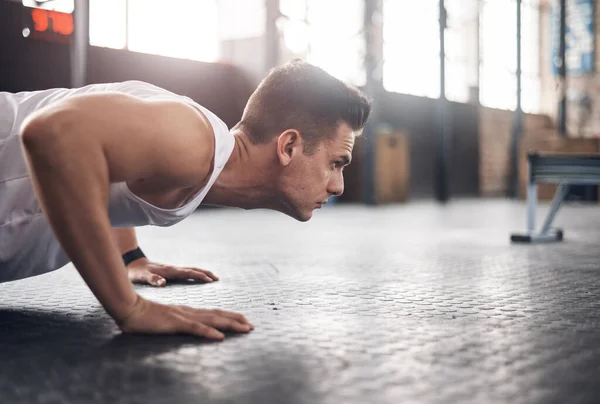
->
[276, 129, 302, 166]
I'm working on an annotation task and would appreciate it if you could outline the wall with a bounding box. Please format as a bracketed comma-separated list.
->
[341, 91, 481, 201]
[539, 0, 600, 137]
[478, 107, 552, 196]
[0, 2, 71, 92]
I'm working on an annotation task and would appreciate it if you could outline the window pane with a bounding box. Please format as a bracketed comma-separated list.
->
[128, 0, 219, 62]
[521, 2, 539, 77]
[306, 0, 365, 86]
[480, 0, 516, 75]
[383, 0, 440, 98]
[480, 0, 540, 112]
[281, 19, 310, 54]
[280, 0, 307, 20]
[89, 0, 126, 49]
[480, 66, 516, 111]
[307, 33, 366, 86]
[445, 0, 478, 63]
[218, 0, 265, 41]
[445, 27, 465, 62]
[279, 0, 365, 86]
[445, 0, 479, 102]
[522, 75, 540, 114]
[445, 60, 470, 103]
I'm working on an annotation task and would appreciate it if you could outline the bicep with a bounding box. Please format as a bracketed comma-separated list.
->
[22, 92, 213, 185]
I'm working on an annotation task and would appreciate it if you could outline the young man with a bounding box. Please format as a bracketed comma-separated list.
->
[0, 60, 371, 340]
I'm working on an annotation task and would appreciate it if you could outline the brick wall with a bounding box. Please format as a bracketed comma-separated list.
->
[479, 107, 552, 195]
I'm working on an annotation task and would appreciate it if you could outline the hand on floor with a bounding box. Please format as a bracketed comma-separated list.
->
[118, 295, 254, 339]
[127, 258, 219, 286]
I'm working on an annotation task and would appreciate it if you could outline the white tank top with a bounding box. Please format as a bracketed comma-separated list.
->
[0, 81, 235, 282]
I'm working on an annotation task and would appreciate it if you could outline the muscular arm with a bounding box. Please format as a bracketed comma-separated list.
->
[113, 228, 140, 256]
[19, 93, 228, 329]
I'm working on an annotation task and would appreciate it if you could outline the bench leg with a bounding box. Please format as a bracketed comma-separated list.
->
[511, 183, 566, 243]
[540, 183, 569, 235]
[527, 183, 537, 233]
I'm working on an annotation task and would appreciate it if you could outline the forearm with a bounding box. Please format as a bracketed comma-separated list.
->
[113, 227, 139, 254]
[21, 120, 138, 323]
[113, 227, 148, 266]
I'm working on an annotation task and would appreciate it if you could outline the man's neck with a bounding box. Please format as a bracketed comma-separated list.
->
[202, 131, 280, 210]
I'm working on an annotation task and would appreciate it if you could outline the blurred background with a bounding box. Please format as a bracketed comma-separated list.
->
[0, 0, 596, 206]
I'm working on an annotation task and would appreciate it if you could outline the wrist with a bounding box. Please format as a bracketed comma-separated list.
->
[113, 293, 145, 328]
[122, 246, 146, 267]
[100, 271, 140, 325]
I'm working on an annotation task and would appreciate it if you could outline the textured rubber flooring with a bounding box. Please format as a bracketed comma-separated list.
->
[1, 199, 600, 404]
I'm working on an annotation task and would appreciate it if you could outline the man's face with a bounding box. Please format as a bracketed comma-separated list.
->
[278, 122, 355, 222]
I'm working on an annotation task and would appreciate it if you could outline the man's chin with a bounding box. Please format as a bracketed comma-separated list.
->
[276, 204, 313, 222]
[290, 209, 313, 222]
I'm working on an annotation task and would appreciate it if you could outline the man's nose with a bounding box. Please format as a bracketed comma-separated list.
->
[328, 173, 344, 196]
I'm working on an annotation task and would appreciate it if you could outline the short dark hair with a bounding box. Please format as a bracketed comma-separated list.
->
[235, 60, 372, 154]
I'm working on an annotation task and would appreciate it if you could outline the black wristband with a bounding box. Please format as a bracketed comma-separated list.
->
[122, 247, 146, 266]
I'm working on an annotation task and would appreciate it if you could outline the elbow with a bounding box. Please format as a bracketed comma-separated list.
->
[20, 116, 48, 151]
[20, 109, 71, 152]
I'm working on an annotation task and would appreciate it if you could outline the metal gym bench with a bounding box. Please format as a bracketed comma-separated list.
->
[511, 152, 600, 243]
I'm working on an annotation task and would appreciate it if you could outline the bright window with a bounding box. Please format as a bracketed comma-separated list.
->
[382, 0, 440, 98]
[218, 0, 265, 41]
[382, 0, 541, 112]
[480, 0, 540, 112]
[279, 0, 365, 86]
[89, 0, 220, 63]
[445, 0, 479, 103]
[89, 0, 126, 49]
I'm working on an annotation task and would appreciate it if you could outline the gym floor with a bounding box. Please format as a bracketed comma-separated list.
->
[1, 199, 600, 404]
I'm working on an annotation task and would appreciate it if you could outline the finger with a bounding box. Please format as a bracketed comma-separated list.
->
[175, 267, 219, 281]
[178, 306, 254, 329]
[179, 307, 253, 332]
[182, 307, 252, 327]
[197, 269, 219, 281]
[208, 309, 254, 328]
[178, 318, 224, 340]
[182, 268, 214, 283]
[162, 267, 214, 283]
[201, 314, 252, 333]
[128, 269, 165, 286]
[146, 273, 166, 287]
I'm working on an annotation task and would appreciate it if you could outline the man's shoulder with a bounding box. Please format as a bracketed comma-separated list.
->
[98, 80, 178, 99]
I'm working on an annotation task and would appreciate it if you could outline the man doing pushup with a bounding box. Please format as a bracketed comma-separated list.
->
[0, 60, 371, 339]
